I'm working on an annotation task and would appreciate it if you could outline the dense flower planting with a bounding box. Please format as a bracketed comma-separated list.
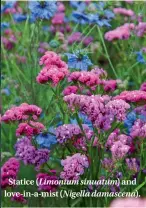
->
[1, 1, 146, 207]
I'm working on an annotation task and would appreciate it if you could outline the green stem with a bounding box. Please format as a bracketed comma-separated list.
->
[97, 26, 118, 78]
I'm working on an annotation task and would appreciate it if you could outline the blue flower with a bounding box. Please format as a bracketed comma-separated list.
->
[1, 22, 10, 30]
[13, 14, 27, 22]
[71, 11, 89, 24]
[71, 113, 93, 129]
[124, 111, 137, 133]
[1, 1, 16, 13]
[136, 51, 146, 64]
[1, 87, 10, 96]
[65, 50, 93, 71]
[35, 127, 57, 150]
[29, 1, 57, 20]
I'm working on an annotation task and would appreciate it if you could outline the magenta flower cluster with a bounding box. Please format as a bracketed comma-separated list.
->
[36, 51, 69, 85]
[1, 103, 42, 123]
[1, 157, 20, 189]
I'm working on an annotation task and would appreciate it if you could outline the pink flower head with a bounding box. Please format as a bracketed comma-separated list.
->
[16, 121, 45, 139]
[111, 141, 130, 160]
[105, 23, 135, 41]
[57, 2, 65, 12]
[135, 22, 146, 37]
[68, 71, 101, 88]
[83, 36, 94, 46]
[114, 90, 146, 104]
[60, 153, 89, 180]
[36, 171, 59, 192]
[63, 86, 78, 96]
[68, 32, 82, 45]
[113, 8, 134, 17]
[91, 67, 107, 78]
[1, 157, 20, 189]
[11, 193, 27, 204]
[37, 51, 68, 85]
[130, 119, 146, 139]
[102, 80, 117, 92]
[140, 82, 146, 91]
[52, 13, 65, 25]
[2, 103, 42, 123]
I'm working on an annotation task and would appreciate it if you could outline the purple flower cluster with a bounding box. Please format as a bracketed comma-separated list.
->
[60, 153, 89, 180]
[15, 137, 50, 170]
[106, 129, 132, 160]
[64, 94, 129, 131]
[56, 124, 95, 151]
[130, 119, 146, 139]
[126, 158, 140, 173]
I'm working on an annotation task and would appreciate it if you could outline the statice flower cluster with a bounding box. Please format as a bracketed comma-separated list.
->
[126, 158, 140, 173]
[16, 121, 45, 138]
[60, 153, 89, 180]
[114, 90, 146, 103]
[64, 94, 129, 131]
[130, 119, 146, 139]
[63, 86, 78, 96]
[113, 7, 134, 17]
[68, 71, 101, 88]
[36, 51, 69, 85]
[11, 193, 27, 204]
[15, 137, 49, 170]
[1, 157, 20, 189]
[1, 103, 42, 123]
[105, 23, 135, 41]
[36, 171, 58, 192]
[56, 124, 95, 151]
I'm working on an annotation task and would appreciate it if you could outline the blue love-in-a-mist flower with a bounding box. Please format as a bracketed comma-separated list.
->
[1, 22, 10, 30]
[35, 127, 57, 150]
[124, 111, 137, 133]
[65, 50, 93, 71]
[13, 14, 27, 22]
[28, 1, 57, 20]
[71, 113, 93, 129]
[136, 51, 146, 65]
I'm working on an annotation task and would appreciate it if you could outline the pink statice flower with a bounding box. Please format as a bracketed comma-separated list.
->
[114, 90, 146, 104]
[38, 42, 49, 54]
[105, 23, 135, 41]
[36, 171, 59, 192]
[68, 71, 101, 88]
[1, 157, 20, 189]
[91, 67, 107, 78]
[52, 13, 65, 25]
[113, 8, 134, 17]
[16, 121, 45, 139]
[36, 51, 69, 85]
[60, 153, 89, 180]
[68, 32, 82, 45]
[83, 36, 94, 46]
[63, 86, 78, 96]
[57, 2, 65, 12]
[130, 119, 146, 139]
[135, 22, 146, 37]
[2, 103, 42, 123]
[140, 82, 146, 91]
[110, 198, 146, 208]
[102, 80, 117, 92]
[11, 193, 27, 204]
[64, 94, 129, 131]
